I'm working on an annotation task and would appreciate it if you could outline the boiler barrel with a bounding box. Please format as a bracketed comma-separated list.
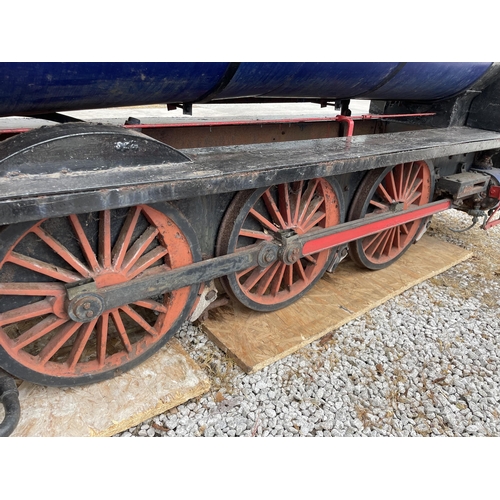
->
[0, 62, 493, 117]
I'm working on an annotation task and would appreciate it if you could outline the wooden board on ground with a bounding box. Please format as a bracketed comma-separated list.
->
[12, 339, 210, 437]
[201, 235, 472, 373]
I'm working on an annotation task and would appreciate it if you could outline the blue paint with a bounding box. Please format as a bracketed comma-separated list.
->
[0, 62, 493, 117]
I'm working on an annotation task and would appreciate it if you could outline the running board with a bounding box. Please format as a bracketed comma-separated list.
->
[0, 126, 498, 225]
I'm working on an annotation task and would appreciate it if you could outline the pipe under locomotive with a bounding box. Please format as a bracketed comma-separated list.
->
[1, 62, 500, 431]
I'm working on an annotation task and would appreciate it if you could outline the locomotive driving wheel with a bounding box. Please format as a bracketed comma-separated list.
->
[0, 203, 200, 386]
[348, 161, 433, 270]
[216, 177, 342, 312]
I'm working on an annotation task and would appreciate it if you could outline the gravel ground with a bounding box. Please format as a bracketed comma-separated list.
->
[114, 208, 500, 437]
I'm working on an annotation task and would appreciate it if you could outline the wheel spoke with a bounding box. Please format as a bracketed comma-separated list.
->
[278, 184, 292, 226]
[297, 179, 320, 224]
[32, 226, 91, 277]
[241, 266, 273, 291]
[97, 313, 109, 366]
[99, 210, 112, 269]
[0, 282, 65, 297]
[0, 298, 55, 327]
[13, 315, 68, 351]
[121, 226, 159, 272]
[290, 180, 304, 224]
[294, 260, 307, 282]
[386, 169, 398, 200]
[376, 183, 394, 204]
[405, 178, 424, 205]
[270, 263, 287, 296]
[238, 229, 273, 241]
[7, 252, 82, 283]
[369, 199, 389, 211]
[120, 305, 158, 337]
[248, 208, 278, 233]
[236, 265, 258, 279]
[262, 190, 286, 228]
[126, 246, 169, 280]
[38, 321, 81, 365]
[112, 206, 142, 269]
[255, 262, 282, 295]
[110, 310, 132, 353]
[67, 319, 98, 369]
[132, 300, 168, 314]
[69, 214, 100, 273]
[301, 210, 326, 234]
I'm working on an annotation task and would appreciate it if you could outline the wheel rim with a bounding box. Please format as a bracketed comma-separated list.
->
[217, 178, 342, 311]
[0, 204, 198, 385]
[348, 161, 433, 269]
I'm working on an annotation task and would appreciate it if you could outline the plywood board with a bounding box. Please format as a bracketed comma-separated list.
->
[12, 339, 210, 437]
[201, 235, 472, 373]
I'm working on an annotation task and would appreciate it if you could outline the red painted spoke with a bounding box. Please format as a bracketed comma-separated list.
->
[401, 163, 413, 199]
[38, 321, 81, 365]
[386, 169, 398, 200]
[262, 190, 286, 228]
[367, 229, 393, 258]
[278, 184, 292, 226]
[255, 262, 281, 296]
[394, 226, 401, 250]
[294, 260, 307, 282]
[236, 265, 258, 279]
[133, 300, 168, 314]
[403, 164, 421, 201]
[13, 315, 68, 351]
[99, 210, 112, 269]
[0, 282, 65, 296]
[284, 264, 294, 289]
[393, 164, 405, 199]
[69, 215, 100, 273]
[369, 199, 389, 211]
[238, 229, 273, 241]
[400, 223, 410, 235]
[406, 178, 424, 205]
[376, 183, 394, 204]
[126, 246, 169, 280]
[290, 181, 304, 224]
[120, 305, 158, 336]
[381, 227, 396, 256]
[112, 206, 142, 269]
[110, 310, 132, 353]
[249, 208, 278, 233]
[363, 230, 388, 257]
[297, 179, 320, 225]
[241, 266, 273, 292]
[304, 254, 317, 265]
[301, 210, 326, 234]
[32, 226, 91, 277]
[97, 313, 109, 365]
[300, 196, 325, 228]
[121, 226, 159, 272]
[270, 263, 287, 296]
[0, 299, 55, 327]
[67, 319, 97, 369]
[7, 252, 82, 283]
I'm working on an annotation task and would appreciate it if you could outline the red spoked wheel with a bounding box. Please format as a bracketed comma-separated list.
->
[348, 161, 433, 270]
[216, 178, 342, 311]
[0, 204, 200, 386]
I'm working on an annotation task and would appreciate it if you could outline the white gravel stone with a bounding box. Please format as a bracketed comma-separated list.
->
[116, 210, 500, 438]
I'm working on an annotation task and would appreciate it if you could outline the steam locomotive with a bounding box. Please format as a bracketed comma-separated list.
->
[1, 63, 499, 434]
